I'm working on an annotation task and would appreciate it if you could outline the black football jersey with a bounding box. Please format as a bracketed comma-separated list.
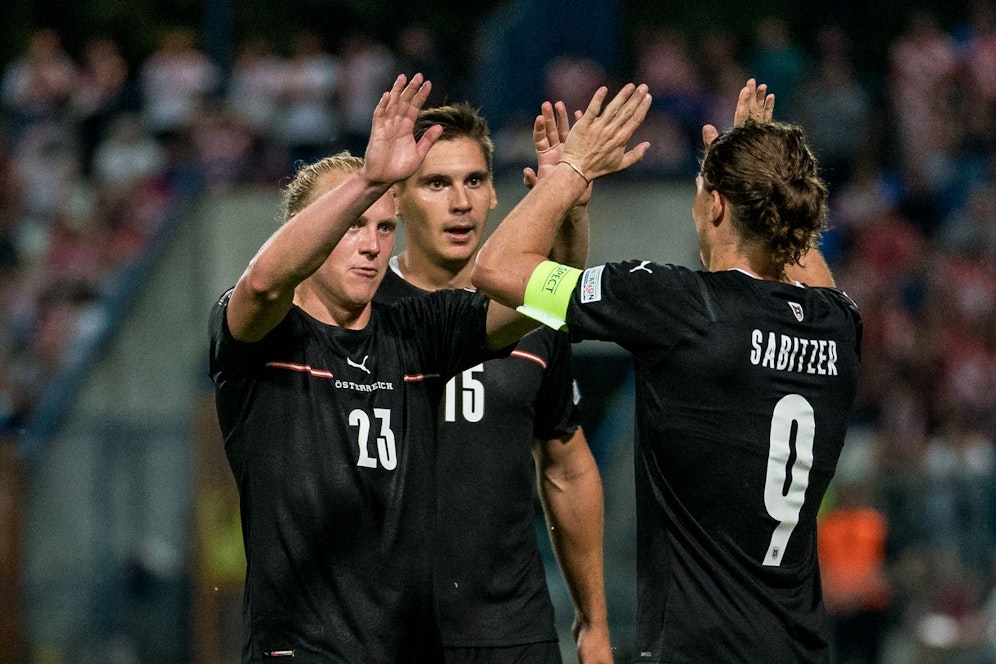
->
[565, 262, 861, 664]
[375, 266, 581, 647]
[209, 288, 506, 663]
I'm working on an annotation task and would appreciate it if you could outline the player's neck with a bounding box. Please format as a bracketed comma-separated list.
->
[294, 286, 372, 330]
[707, 239, 787, 283]
[396, 249, 475, 292]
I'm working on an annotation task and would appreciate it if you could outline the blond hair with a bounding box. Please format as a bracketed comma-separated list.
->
[279, 151, 365, 223]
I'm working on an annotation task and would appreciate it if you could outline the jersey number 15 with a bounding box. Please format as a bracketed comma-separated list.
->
[443, 364, 485, 423]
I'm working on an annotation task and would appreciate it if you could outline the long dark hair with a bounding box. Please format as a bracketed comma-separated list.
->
[700, 120, 828, 273]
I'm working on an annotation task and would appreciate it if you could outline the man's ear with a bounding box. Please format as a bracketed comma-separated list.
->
[390, 183, 403, 214]
[710, 189, 725, 226]
[489, 182, 498, 211]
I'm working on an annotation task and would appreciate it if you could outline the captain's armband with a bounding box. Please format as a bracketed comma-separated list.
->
[515, 261, 582, 331]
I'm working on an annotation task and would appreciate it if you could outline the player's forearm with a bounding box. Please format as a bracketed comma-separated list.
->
[539, 448, 608, 626]
[550, 203, 590, 269]
[545, 493, 608, 626]
[473, 164, 588, 307]
[785, 246, 835, 288]
[483, 300, 542, 350]
[228, 172, 390, 341]
[251, 172, 390, 293]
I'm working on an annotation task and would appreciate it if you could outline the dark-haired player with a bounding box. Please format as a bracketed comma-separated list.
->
[376, 101, 610, 663]
[473, 80, 862, 663]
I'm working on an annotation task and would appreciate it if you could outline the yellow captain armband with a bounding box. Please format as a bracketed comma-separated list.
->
[516, 260, 582, 331]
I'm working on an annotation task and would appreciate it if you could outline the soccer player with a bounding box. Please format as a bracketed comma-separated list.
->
[472, 80, 862, 663]
[208, 74, 541, 663]
[374, 101, 611, 663]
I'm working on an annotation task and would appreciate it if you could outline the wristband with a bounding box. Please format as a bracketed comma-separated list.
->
[558, 160, 590, 185]
[516, 260, 582, 331]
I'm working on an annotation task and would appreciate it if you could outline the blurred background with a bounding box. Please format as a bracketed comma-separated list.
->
[1, 0, 994, 662]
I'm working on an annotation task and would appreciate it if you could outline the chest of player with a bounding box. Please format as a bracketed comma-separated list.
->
[241, 375, 436, 548]
[247, 328, 441, 493]
[436, 340, 551, 428]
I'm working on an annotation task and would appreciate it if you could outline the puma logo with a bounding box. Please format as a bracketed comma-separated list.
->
[630, 261, 653, 274]
[347, 355, 371, 374]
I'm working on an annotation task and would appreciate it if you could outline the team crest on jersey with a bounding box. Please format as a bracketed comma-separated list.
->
[580, 265, 604, 303]
[788, 301, 804, 321]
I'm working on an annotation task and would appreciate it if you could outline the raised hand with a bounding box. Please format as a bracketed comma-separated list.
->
[702, 78, 775, 146]
[524, 101, 594, 204]
[362, 73, 443, 186]
[529, 100, 572, 177]
[734, 78, 774, 125]
[559, 83, 652, 183]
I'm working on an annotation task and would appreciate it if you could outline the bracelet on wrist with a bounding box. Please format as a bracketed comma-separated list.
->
[558, 159, 590, 185]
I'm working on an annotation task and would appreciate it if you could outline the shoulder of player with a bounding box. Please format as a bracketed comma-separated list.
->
[801, 285, 862, 322]
[212, 291, 307, 347]
[599, 260, 689, 276]
[582, 261, 694, 295]
[811, 285, 860, 309]
[377, 286, 485, 325]
[373, 267, 427, 305]
[507, 325, 569, 362]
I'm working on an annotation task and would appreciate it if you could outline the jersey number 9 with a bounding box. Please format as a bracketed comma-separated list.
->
[763, 394, 815, 566]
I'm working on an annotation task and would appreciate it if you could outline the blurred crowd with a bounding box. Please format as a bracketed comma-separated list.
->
[2, 4, 996, 662]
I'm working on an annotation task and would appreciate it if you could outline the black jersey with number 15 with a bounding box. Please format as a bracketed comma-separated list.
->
[376, 267, 581, 648]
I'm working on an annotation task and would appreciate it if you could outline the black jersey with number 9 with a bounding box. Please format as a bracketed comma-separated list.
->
[566, 261, 861, 664]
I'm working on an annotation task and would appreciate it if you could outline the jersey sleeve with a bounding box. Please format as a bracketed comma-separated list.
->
[395, 288, 511, 379]
[565, 261, 713, 361]
[209, 288, 252, 383]
[818, 287, 863, 360]
[532, 329, 582, 440]
[208, 288, 290, 385]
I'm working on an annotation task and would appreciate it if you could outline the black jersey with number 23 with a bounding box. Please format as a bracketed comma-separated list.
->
[209, 288, 504, 663]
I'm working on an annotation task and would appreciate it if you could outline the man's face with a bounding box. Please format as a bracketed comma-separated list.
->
[393, 137, 497, 269]
[311, 172, 397, 309]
